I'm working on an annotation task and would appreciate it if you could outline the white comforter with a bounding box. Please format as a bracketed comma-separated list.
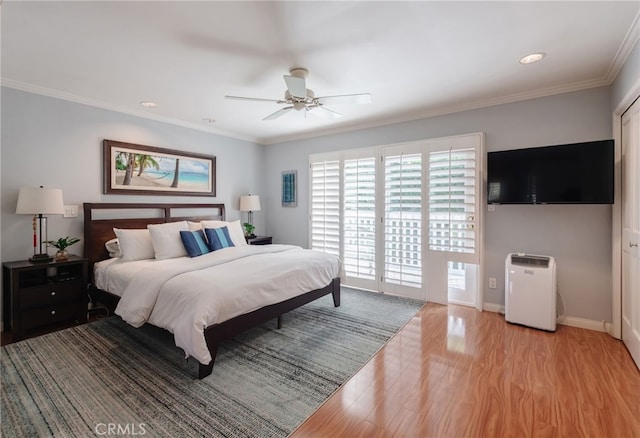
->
[110, 245, 340, 364]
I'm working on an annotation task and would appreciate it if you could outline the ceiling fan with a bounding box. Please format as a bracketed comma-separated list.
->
[225, 68, 372, 120]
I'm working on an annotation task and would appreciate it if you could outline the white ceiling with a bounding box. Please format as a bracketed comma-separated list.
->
[2, 1, 638, 145]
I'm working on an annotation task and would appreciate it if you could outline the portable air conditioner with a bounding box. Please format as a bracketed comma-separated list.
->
[505, 253, 557, 331]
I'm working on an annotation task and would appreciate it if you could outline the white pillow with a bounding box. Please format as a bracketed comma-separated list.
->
[200, 219, 248, 247]
[148, 221, 189, 260]
[188, 221, 202, 231]
[113, 228, 155, 261]
[105, 238, 121, 258]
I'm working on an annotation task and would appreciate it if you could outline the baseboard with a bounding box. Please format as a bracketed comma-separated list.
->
[482, 303, 608, 333]
[561, 316, 609, 333]
[483, 303, 504, 314]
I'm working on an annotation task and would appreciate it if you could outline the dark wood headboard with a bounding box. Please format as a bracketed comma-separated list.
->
[83, 202, 225, 274]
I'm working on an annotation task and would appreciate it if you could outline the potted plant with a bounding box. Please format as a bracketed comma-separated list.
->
[242, 222, 256, 239]
[44, 236, 80, 261]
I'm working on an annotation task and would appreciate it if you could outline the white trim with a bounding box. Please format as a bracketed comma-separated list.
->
[483, 303, 609, 333]
[263, 77, 609, 145]
[483, 303, 504, 314]
[2, 75, 609, 147]
[477, 132, 486, 312]
[612, 114, 623, 340]
[562, 317, 609, 334]
[611, 111, 622, 339]
[611, 75, 640, 341]
[605, 12, 640, 83]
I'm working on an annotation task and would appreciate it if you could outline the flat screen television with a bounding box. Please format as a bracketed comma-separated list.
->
[487, 139, 614, 204]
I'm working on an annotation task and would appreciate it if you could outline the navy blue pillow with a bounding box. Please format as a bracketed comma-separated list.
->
[205, 226, 235, 251]
[180, 230, 211, 257]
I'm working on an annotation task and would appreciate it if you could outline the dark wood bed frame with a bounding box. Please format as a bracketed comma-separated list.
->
[83, 202, 340, 379]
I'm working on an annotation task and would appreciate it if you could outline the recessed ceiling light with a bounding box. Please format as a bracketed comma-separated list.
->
[519, 52, 546, 65]
[140, 101, 158, 108]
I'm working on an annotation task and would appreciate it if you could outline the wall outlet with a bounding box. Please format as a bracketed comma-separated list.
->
[489, 277, 497, 289]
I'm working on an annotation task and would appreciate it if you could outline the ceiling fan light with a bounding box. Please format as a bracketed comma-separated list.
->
[293, 102, 305, 111]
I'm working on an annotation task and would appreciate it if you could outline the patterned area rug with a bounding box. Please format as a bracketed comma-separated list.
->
[2, 288, 423, 437]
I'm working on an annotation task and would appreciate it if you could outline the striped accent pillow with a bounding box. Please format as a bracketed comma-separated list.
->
[205, 226, 235, 251]
[180, 230, 211, 257]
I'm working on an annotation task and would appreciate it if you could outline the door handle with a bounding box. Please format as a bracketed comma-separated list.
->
[631, 242, 639, 248]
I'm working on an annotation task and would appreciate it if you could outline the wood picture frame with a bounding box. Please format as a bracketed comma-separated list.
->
[103, 140, 216, 196]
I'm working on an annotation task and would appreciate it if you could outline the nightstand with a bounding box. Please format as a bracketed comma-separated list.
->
[247, 236, 272, 245]
[2, 255, 88, 341]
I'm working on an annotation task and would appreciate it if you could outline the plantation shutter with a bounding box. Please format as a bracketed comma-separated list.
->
[427, 143, 479, 264]
[309, 133, 482, 303]
[343, 156, 377, 281]
[383, 150, 423, 289]
[310, 159, 340, 256]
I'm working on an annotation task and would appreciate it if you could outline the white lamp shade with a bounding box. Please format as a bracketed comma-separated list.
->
[240, 195, 261, 212]
[16, 187, 65, 215]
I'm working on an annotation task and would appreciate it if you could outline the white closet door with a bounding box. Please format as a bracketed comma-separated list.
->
[622, 97, 640, 370]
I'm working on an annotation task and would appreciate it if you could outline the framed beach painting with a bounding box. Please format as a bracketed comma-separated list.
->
[281, 170, 297, 207]
[103, 140, 216, 196]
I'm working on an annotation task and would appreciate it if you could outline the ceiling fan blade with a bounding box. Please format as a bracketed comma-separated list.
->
[225, 95, 282, 103]
[283, 75, 307, 99]
[316, 93, 372, 105]
[310, 106, 343, 119]
[263, 106, 294, 120]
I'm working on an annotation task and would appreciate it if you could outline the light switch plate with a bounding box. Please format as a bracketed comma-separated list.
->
[63, 205, 78, 218]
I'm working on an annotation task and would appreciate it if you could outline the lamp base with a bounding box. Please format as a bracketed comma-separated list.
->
[29, 253, 53, 263]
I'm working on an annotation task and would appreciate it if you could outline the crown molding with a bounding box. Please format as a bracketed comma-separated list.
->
[605, 11, 640, 84]
[0, 73, 615, 147]
[0, 78, 260, 145]
[263, 76, 609, 145]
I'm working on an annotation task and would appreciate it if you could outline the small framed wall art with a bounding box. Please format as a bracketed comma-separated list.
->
[281, 170, 297, 207]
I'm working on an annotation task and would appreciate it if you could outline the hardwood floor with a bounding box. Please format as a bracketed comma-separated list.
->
[291, 303, 640, 437]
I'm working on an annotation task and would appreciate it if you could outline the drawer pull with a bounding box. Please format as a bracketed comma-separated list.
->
[51, 310, 56, 315]
[51, 291, 56, 296]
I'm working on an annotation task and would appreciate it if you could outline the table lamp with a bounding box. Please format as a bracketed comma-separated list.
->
[240, 194, 261, 238]
[16, 186, 65, 263]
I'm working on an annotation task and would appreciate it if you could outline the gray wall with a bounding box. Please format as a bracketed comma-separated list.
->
[1, 87, 265, 263]
[264, 87, 613, 322]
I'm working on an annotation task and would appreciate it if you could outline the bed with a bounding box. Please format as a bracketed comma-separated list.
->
[83, 202, 341, 379]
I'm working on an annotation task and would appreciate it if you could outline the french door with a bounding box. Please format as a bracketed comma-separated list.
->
[426, 134, 483, 308]
[310, 133, 483, 306]
[621, 96, 640, 369]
